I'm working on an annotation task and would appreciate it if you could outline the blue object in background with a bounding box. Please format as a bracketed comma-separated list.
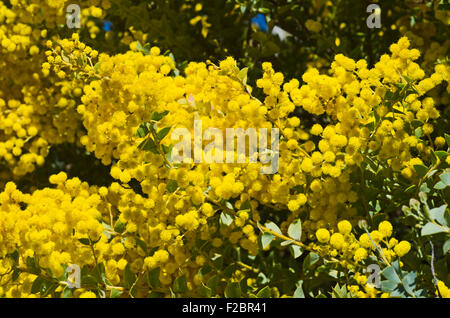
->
[103, 20, 113, 31]
[251, 13, 268, 32]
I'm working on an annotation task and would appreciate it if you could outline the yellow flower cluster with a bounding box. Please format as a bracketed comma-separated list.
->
[314, 220, 410, 263]
[0, 174, 104, 297]
[312, 220, 411, 298]
[0, 14, 449, 297]
[395, 1, 450, 72]
[0, 1, 108, 180]
[76, 45, 176, 165]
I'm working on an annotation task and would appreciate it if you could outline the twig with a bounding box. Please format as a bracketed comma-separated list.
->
[429, 241, 442, 298]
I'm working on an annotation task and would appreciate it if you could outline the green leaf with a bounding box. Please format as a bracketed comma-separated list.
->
[224, 281, 241, 298]
[148, 267, 161, 288]
[225, 201, 235, 211]
[390, 287, 407, 298]
[136, 123, 149, 138]
[280, 239, 294, 246]
[401, 271, 417, 297]
[152, 110, 169, 121]
[391, 259, 402, 275]
[434, 181, 447, 190]
[420, 181, 431, 193]
[81, 272, 98, 286]
[173, 274, 188, 293]
[434, 151, 448, 160]
[224, 263, 236, 277]
[332, 284, 348, 298]
[114, 220, 126, 234]
[260, 232, 274, 249]
[78, 238, 91, 245]
[135, 238, 147, 253]
[207, 275, 219, 295]
[220, 211, 234, 227]
[31, 276, 44, 294]
[288, 219, 302, 241]
[198, 264, 212, 277]
[240, 200, 251, 211]
[110, 288, 122, 298]
[161, 143, 173, 154]
[430, 151, 438, 166]
[157, 127, 171, 140]
[238, 67, 248, 85]
[415, 127, 423, 139]
[381, 280, 398, 291]
[413, 165, 428, 178]
[199, 283, 212, 297]
[142, 138, 158, 154]
[124, 264, 136, 289]
[168, 52, 175, 63]
[79, 236, 100, 246]
[26, 256, 41, 275]
[429, 204, 448, 226]
[264, 221, 282, 235]
[382, 266, 401, 284]
[62, 287, 74, 298]
[256, 286, 271, 298]
[12, 268, 21, 281]
[421, 222, 448, 236]
[212, 254, 223, 269]
[41, 281, 58, 297]
[166, 180, 178, 193]
[440, 172, 450, 186]
[293, 282, 305, 298]
[411, 119, 423, 129]
[143, 43, 151, 55]
[289, 245, 303, 259]
[445, 133, 450, 147]
[415, 289, 427, 298]
[94, 262, 109, 285]
[303, 252, 320, 272]
[148, 291, 163, 298]
[9, 250, 19, 263]
[443, 239, 450, 255]
[93, 62, 102, 73]
[240, 277, 248, 294]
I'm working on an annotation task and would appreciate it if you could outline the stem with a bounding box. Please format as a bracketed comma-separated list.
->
[364, 228, 391, 266]
[236, 261, 259, 273]
[89, 239, 98, 268]
[150, 126, 174, 169]
[430, 241, 442, 298]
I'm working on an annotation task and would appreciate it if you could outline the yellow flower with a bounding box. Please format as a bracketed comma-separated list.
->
[79, 291, 97, 298]
[337, 220, 352, 235]
[378, 221, 393, 238]
[359, 233, 373, 249]
[316, 229, 330, 243]
[330, 233, 345, 249]
[394, 241, 411, 257]
[354, 248, 368, 262]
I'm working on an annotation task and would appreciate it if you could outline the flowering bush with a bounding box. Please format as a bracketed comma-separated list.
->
[0, 0, 449, 298]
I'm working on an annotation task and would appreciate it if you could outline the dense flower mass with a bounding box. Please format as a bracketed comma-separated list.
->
[0, 0, 449, 298]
